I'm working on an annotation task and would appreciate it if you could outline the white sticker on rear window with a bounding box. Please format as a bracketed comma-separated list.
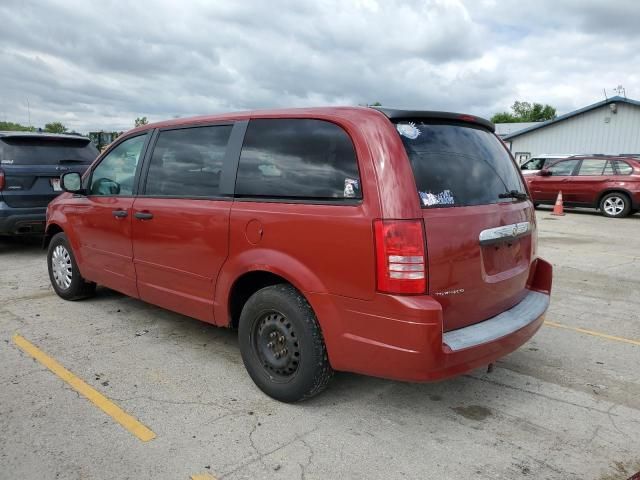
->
[1, 159, 14, 165]
[396, 122, 420, 140]
[420, 190, 455, 206]
[344, 178, 359, 198]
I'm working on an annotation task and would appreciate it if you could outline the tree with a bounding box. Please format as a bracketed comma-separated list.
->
[370, 101, 382, 106]
[134, 116, 148, 127]
[44, 122, 68, 133]
[491, 101, 557, 123]
[0, 121, 34, 132]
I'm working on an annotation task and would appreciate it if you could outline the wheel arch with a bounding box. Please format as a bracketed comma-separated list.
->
[43, 222, 65, 249]
[596, 188, 633, 208]
[227, 270, 293, 329]
[214, 249, 329, 329]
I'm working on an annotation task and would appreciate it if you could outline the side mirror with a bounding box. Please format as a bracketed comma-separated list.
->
[61, 172, 84, 193]
[539, 170, 552, 177]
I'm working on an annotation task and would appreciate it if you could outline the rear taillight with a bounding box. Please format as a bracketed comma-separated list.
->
[0, 169, 4, 191]
[374, 219, 427, 294]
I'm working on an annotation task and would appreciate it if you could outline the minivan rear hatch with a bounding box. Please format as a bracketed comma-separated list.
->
[0, 134, 98, 208]
[393, 116, 534, 332]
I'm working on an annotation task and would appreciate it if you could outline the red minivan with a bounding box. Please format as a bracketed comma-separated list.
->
[45, 107, 552, 402]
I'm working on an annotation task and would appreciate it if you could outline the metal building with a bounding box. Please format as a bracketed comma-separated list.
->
[494, 122, 540, 138]
[502, 96, 640, 162]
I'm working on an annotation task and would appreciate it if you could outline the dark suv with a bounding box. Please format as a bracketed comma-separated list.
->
[0, 132, 98, 235]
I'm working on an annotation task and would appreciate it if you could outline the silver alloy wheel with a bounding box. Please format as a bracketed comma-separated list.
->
[603, 196, 625, 216]
[51, 245, 73, 290]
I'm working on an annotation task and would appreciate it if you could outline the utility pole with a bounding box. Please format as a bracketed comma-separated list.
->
[26, 98, 31, 127]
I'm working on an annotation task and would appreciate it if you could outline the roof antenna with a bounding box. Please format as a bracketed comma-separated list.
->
[613, 85, 626, 98]
[603, 88, 608, 101]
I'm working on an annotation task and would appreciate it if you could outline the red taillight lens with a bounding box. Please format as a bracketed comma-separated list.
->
[374, 219, 427, 294]
[0, 169, 4, 191]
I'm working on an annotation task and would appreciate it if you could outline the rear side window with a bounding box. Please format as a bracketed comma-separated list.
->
[577, 159, 608, 176]
[548, 159, 579, 176]
[614, 160, 633, 175]
[0, 136, 98, 166]
[396, 121, 524, 208]
[144, 125, 233, 197]
[235, 119, 361, 200]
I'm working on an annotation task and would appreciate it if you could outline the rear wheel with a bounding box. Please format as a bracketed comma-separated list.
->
[47, 232, 96, 300]
[238, 284, 333, 402]
[600, 193, 631, 218]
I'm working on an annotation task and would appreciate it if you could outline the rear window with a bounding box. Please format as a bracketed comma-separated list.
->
[0, 136, 98, 166]
[235, 119, 361, 201]
[395, 121, 525, 208]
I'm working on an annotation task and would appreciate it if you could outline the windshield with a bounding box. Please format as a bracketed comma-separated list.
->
[0, 137, 98, 166]
[395, 121, 525, 208]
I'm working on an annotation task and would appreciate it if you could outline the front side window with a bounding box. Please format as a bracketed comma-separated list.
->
[235, 119, 361, 200]
[144, 125, 233, 197]
[577, 159, 608, 176]
[548, 159, 579, 176]
[90, 134, 147, 196]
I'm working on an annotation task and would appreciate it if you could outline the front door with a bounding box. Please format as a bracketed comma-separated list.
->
[67, 133, 149, 297]
[530, 158, 580, 203]
[131, 124, 235, 323]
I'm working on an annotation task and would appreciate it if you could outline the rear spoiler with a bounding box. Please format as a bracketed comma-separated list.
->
[372, 107, 495, 133]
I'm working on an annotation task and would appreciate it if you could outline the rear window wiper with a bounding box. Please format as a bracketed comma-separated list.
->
[499, 190, 529, 200]
[58, 158, 88, 163]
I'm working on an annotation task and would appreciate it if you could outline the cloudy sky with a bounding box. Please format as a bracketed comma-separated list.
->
[1, 0, 639, 132]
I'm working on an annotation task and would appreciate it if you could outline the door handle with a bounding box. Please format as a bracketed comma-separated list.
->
[112, 209, 128, 218]
[134, 211, 154, 220]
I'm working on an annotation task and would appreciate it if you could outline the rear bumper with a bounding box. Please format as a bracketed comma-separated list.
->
[309, 258, 552, 382]
[0, 201, 46, 235]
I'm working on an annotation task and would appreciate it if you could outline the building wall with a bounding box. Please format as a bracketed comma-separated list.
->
[509, 102, 640, 158]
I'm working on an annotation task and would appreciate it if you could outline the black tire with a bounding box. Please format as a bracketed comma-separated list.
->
[47, 232, 96, 300]
[238, 284, 333, 402]
[599, 192, 631, 218]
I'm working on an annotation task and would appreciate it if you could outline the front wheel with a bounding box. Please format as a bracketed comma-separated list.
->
[47, 232, 96, 300]
[600, 193, 631, 218]
[238, 284, 333, 402]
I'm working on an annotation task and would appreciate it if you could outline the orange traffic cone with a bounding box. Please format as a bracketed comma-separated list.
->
[551, 191, 565, 216]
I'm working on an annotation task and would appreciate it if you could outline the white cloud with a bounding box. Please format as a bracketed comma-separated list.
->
[0, 0, 639, 132]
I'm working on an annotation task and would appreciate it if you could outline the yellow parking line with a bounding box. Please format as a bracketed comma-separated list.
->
[191, 474, 217, 480]
[12, 333, 156, 442]
[545, 321, 640, 347]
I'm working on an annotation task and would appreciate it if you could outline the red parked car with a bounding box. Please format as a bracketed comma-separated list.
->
[525, 156, 640, 218]
[44, 107, 552, 402]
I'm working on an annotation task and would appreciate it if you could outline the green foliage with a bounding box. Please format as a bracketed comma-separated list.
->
[370, 101, 382, 106]
[0, 121, 34, 132]
[134, 116, 148, 127]
[44, 122, 68, 133]
[491, 101, 557, 123]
